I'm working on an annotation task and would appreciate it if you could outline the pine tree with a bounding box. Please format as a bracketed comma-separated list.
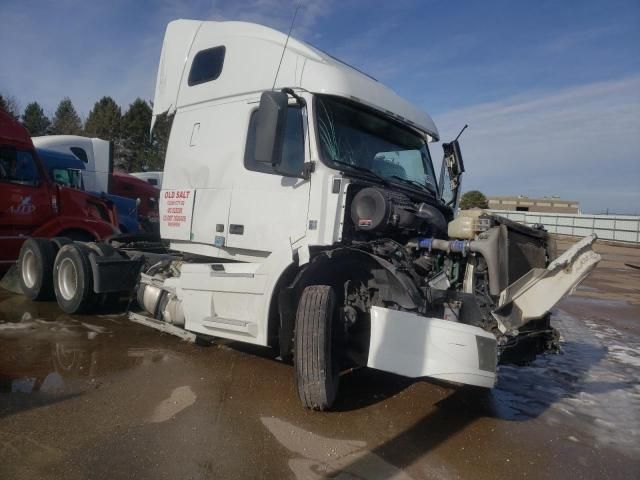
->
[151, 112, 172, 170]
[84, 96, 121, 141]
[0, 94, 20, 120]
[51, 97, 82, 135]
[22, 102, 51, 136]
[121, 98, 153, 171]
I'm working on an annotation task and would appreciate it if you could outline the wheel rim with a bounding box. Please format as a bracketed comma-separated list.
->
[22, 249, 37, 289]
[58, 258, 78, 301]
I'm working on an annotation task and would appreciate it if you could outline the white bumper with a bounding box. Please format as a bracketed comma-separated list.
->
[367, 306, 497, 388]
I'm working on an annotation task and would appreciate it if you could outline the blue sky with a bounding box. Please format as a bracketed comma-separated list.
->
[1, 0, 639, 213]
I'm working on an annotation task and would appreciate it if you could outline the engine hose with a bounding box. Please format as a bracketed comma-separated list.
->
[416, 237, 469, 254]
[414, 229, 501, 295]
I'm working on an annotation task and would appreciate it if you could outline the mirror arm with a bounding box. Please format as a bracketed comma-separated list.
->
[281, 87, 306, 107]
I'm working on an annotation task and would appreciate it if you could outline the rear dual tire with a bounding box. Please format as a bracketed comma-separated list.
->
[18, 238, 57, 301]
[53, 244, 98, 314]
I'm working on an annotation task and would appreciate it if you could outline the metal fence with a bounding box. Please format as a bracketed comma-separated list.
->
[489, 210, 640, 244]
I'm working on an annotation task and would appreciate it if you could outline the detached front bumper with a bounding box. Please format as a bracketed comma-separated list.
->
[367, 306, 498, 388]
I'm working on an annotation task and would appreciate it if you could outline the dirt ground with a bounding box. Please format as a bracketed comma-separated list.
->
[0, 239, 638, 479]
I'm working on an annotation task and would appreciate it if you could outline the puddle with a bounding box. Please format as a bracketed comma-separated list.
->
[0, 293, 179, 396]
[492, 310, 640, 454]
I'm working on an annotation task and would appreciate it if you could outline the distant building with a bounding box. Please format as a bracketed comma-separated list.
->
[488, 195, 579, 214]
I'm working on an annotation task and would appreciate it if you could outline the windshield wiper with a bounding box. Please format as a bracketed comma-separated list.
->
[331, 159, 388, 185]
[389, 175, 435, 195]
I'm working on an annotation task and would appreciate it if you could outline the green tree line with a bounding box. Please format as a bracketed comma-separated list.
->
[1, 94, 171, 172]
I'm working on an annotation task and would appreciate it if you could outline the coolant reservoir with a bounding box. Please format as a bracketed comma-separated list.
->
[448, 209, 490, 239]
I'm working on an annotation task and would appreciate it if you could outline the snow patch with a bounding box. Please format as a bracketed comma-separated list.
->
[494, 310, 640, 454]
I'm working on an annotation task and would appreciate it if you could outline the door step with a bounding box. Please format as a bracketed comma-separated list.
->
[202, 316, 258, 336]
[128, 312, 196, 342]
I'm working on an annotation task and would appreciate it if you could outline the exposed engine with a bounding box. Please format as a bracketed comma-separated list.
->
[342, 184, 557, 364]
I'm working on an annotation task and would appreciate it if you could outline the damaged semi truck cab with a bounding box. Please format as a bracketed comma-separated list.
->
[147, 20, 600, 408]
[28, 20, 600, 410]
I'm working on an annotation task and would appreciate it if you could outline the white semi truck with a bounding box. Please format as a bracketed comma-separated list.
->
[32, 135, 113, 193]
[16, 20, 600, 410]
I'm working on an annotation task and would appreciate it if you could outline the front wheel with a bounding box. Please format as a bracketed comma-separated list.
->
[294, 285, 341, 411]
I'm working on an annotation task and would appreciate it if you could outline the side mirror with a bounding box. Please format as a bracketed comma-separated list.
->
[255, 91, 289, 166]
[439, 140, 465, 208]
[443, 139, 465, 181]
[68, 168, 83, 189]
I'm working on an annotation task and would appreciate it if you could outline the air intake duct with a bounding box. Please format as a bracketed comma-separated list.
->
[350, 187, 446, 235]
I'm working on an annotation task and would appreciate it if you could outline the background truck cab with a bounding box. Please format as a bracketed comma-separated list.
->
[0, 110, 119, 271]
[36, 148, 144, 234]
[32, 135, 160, 224]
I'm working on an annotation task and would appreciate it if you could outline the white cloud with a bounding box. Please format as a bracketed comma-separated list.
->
[432, 76, 640, 213]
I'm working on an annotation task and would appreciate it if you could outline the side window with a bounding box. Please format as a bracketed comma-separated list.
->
[0, 147, 40, 186]
[244, 107, 305, 176]
[439, 159, 455, 206]
[188, 46, 226, 86]
[70, 147, 88, 163]
[50, 168, 83, 189]
[52, 168, 71, 186]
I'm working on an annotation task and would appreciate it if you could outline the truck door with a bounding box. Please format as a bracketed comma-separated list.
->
[226, 105, 310, 253]
[0, 146, 53, 263]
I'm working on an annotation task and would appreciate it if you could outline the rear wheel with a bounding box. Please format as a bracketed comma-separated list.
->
[18, 238, 57, 300]
[53, 244, 98, 313]
[294, 285, 341, 411]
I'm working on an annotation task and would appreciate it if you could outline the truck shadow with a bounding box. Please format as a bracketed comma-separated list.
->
[222, 341, 417, 411]
[336, 339, 616, 474]
[332, 368, 415, 411]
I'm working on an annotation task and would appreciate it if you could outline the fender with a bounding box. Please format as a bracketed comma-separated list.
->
[0, 218, 120, 266]
[31, 217, 119, 240]
[292, 247, 422, 309]
[254, 246, 300, 347]
[275, 246, 423, 358]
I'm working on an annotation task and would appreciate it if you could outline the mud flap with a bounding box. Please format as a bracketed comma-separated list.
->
[0, 264, 22, 294]
[493, 234, 601, 334]
[367, 306, 497, 388]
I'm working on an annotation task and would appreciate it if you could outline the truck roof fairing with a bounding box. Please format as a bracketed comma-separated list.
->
[0, 110, 33, 149]
[152, 20, 439, 140]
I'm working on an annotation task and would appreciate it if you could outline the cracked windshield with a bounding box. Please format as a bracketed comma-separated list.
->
[316, 95, 437, 193]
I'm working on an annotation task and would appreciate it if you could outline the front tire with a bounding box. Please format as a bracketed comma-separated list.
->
[53, 244, 98, 314]
[18, 238, 57, 301]
[295, 285, 341, 411]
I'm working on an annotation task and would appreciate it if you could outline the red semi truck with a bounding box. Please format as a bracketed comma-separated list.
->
[31, 135, 160, 222]
[0, 110, 119, 273]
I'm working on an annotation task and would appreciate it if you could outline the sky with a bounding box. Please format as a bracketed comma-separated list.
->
[1, 0, 639, 213]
